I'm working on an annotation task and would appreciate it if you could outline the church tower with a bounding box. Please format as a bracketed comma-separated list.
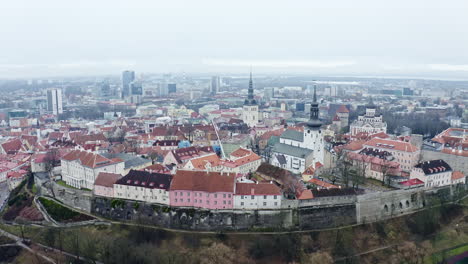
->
[303, 85, 324, 165]
[242, 71, 259, 127]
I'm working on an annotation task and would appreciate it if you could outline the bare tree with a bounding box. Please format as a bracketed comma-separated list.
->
[352, 156, 368, 189]
[380, 160, 394, 187]
[44, 148, 60, 174]
[337, 151, 352, 187]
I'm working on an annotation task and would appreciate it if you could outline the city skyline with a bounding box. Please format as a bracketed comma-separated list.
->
[1, 0, 467, 79]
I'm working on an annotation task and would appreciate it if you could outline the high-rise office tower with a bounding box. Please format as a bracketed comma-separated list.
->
[100, 81, 111, 97]
[168, 83, 177, 94]
[122, 70, 135, 98]
[47, 88, 63, 115]
[130, 81, 143, 95]
[211, 76, 220, 95]
[159, 81, 168, 96]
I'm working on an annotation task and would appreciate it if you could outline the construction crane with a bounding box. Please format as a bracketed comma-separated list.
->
[211, 119, 226, 158]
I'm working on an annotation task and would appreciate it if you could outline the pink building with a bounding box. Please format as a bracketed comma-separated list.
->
[363, 138, 420, 172]
[169, 170, 235, 209]
[94, 172, 121, 197]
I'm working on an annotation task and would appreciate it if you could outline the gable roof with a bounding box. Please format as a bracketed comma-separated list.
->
[1, 138, 23, 154]
[95, 172, 121, 187]
[280, 129, 303, 142]
[115, 169, 172, 190]
[169, 170, 235, 193]
[272, 142, 313, 158]
[415, 159, 451, 175]
[337, 105, 350, 113]
[188, 153, 222, 170]
[62, 149, 123, 168]
[364, 138, 419, 152]
[235, 182, 281, 195]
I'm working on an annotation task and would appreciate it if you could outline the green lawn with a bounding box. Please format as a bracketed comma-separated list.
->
[427, 244, 468, 264]
[55, 180, 91, 191]
[38, 197, 94, 223]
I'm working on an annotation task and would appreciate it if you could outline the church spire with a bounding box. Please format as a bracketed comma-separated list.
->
[307, 84, 322, 129]
[244, 69, 257, 105]
[248, 70, 254, 100]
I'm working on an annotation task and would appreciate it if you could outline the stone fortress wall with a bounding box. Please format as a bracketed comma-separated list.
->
[36, 177, 467, 231]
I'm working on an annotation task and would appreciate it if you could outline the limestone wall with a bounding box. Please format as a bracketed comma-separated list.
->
[39, 181, 93, 212]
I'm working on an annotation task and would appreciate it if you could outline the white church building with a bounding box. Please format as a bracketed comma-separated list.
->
[270, 86, 325, 174]
[242, 72, 259, 128]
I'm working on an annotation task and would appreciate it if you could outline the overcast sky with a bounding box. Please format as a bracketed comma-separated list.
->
[1, 0, 467, 79]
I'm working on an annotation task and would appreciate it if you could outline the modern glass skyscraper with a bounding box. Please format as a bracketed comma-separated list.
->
[47, 88, 63, 115]
[122, 70, 135, 98]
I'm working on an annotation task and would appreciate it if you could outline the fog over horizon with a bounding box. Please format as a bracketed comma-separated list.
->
[1, 0, 468, 80]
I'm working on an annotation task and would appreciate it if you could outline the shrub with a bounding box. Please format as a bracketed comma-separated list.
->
[38, 197, 93, 223]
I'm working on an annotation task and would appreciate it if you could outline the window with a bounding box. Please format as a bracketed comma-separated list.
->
[228, 194, 231, 198]
[223, 201, 226, 205]
[214, 194, 217, 198]
[214, 201, 217, 205]
[274, 195, 277, 199]
[264, 195, 267, 199]
[228, 201, 231, 205]
[274, 202, 277, 206]
[263, 202, 267, 206]
[223, 194, 226, 198]
[175, 198, 178, 202]
[241, 202, 244, 206]
[251, 195, 254, 200]
[188, 199, 190, 202]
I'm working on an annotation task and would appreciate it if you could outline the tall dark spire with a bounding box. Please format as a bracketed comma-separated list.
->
[307, 84, 322, 129]
[244, 70, 257, 105]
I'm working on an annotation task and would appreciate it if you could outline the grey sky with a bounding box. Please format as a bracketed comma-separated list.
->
[1, 0, 467, 79]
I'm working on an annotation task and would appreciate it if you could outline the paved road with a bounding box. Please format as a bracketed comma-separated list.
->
[0, 181, 10, 212]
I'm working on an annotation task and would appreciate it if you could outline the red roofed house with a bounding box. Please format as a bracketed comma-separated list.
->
[233, 181, 282, 209]
[169, 170, 235, 209]
[335, 105, 350, 130]
[183, 153, 223, 171]
[451, 171, 466, 185]
[7, 170, 28, 191]
[94, 172, 122, 197]
[0, 138, 24, 155]
[363, 137, 420, 172]
[222, 147, 262, 174]
[61, 149, 124, 190]
[163, 146, 214, 166]
[308, 178, 339, 190]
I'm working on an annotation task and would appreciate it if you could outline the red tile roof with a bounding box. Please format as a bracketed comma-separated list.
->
[308, 179, 339, 189]
[298, 189, 314, 200]
[452, 171, 465, 180]
[1, 138, 23, 154]
[170, 170, 235, 193]
[189, 153, 222, 169]
[302, 166, 315, 176]
[95, 172, 121, 187]
[400, 178, 424, 186]
[230, 148, 252, 158]
[61, 149, 122, 168]
[337, 105, 349, 113]
[364, 138, 419, 152]
[235, 182, 281, 195]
